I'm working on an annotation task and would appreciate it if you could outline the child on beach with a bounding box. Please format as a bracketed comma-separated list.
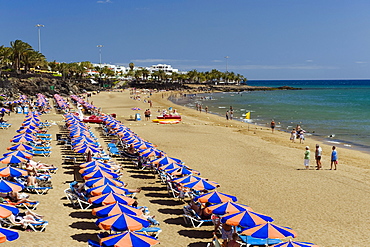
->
[290, 129, 296, 143]
[304, 146, 310, 170]
[330, 146, 338, 170]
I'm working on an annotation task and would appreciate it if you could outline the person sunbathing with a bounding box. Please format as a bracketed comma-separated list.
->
[127, 144, 137, 155]
[27, 160, 56, 172]
[70, 181, 89, 200]
[9, 210, 44, 229]
[26, 172, 38, 187]
[5, 191, 37, 205]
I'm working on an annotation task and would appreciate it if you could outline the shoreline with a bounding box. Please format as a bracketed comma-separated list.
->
[168, 91, 370, 156]
[151, 91, 370, 173]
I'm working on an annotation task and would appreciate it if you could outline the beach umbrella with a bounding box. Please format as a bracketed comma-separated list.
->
[87, 184, 129, 196]
[82, 169, 119, 180]
[240, 222, 297, 239]
[166, 166, 198, 176]
[85, 177, 125, 188]
[88, 192, 136, 206]
[0, 167, 28, 177]
[151, 157, 182, 165]
[271, 239, 319, 247]
[79, 160, 111, 168]
[100, 231, 159, 247]
[96, 213, 150, 232]
[79, 165, 113, 174]
[0, 227, 19, 243]
[139, 150, 161, 158]
[0, 208, 12, 219]
[0, 204, 19, 217]
[0, 155, 27, 164]
[0, 180, 24, 193]
[133, 142, 154, 150]
[92, 202, 143, 218]
[172, 175, 203, 184]
[10, 135, 35, 143]
[74, 146, 101, 154]
[195, 191, 237, 204]
[205, 202, 253, 215]
[159, 163, 183, 171]
[0, 108, 10, 113]
[16, 128, 38, 134]
[221, 210, 274, 228]
[6, 143, 34, 151]
[3, 150, 33, 159]
[181, 179, 220, 191]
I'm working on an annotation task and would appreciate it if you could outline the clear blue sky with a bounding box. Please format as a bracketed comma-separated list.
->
[1, 0, 370, 80]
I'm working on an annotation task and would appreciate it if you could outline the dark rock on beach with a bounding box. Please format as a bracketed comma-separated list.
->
[0, 73, 100, 97]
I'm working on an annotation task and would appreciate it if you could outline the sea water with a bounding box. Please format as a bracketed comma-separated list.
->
[169, 80, 370, 152]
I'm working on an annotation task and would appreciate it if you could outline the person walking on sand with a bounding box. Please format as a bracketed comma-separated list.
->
[330, 146, 338, 170]
[270, 120, 275, 133]
[205, 106, 208, 114]
[315, 144, 322, 170]
[304, 146, 310, 170]
[226, 111, 229, 120]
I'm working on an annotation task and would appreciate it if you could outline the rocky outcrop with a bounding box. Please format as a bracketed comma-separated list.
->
[0, 74, 100, 97]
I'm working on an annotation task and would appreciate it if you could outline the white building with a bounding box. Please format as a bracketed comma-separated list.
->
[148, 64, 179, 74]
[86, 63, 184, 78]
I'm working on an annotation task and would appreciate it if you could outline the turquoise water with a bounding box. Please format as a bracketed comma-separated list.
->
[170, 80, 370, 152]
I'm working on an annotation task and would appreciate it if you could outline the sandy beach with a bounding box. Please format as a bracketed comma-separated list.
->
[1, 90, 369, 247]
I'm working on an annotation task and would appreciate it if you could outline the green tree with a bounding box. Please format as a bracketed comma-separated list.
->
[10, 40, 33, 73]
[129, 62, 135, 71]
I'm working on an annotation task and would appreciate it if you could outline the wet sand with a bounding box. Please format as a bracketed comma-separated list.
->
[1, 90, 369, 246]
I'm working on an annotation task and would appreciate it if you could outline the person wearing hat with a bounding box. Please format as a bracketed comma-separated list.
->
[304, 146, 310, 170]
[315, 144, 323, 170]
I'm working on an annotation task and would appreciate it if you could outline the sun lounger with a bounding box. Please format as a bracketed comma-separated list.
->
[64, 188, 92, 210]
[0, 123, 11, 129]
[237, 235, 282, 246]
[182, 207, 213, 228]
[87, 239, 100, 247]
[36, 133, 52, 138]
[26, 186, 52, 195]
[32, 150, 51, 157]
[4, 200, 40, 210]
[206, 235, 222, 247]
[135, 227, 162, 238]
[1, 216, 48, 232]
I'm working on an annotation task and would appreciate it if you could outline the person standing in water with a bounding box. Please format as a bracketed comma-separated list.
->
[270, 120, 275, 133]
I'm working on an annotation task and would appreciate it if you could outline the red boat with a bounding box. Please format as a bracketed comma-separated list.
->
[156, 114, 181, 120]
[83, 115, 103, 124]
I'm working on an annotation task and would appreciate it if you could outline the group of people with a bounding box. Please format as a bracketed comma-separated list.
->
[304, 145, 338, 170]
[225, 106, 234, 120]
[290, 125, 305, 143]
[144, 109, 151, 121]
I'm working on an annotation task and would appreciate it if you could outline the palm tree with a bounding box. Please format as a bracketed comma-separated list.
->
[187, 70, 199, 83]
[129, 62, 135, 71]
[134, 69, 143, 82]
[10, 40, 33, 73]
[23, 50, 47, 73]
[0, 45, 12, 75]
[56, 63, 69, 80]
[141, 68, 150, 81]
